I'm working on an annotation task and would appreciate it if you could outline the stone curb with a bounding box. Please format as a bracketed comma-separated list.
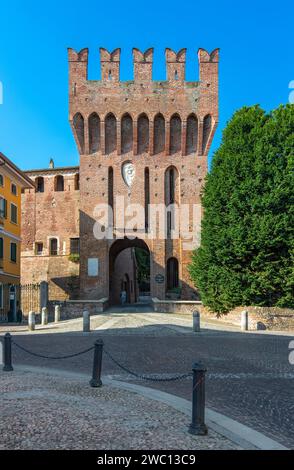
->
[11, 364, 288, 451]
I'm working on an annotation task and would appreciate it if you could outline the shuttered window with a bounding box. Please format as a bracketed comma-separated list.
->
[11, 203, 17, 224]
[0, 197, 7, 218]
[10, 243, 17, 263]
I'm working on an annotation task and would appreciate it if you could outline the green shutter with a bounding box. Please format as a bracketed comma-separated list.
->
[10, 243, 17, 262]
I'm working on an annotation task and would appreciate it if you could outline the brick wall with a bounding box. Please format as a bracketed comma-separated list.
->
[201, 305, 294, 331]
[21, 167, 80, 301]
[153, 299, 294, 331]
[68, 46, 219, 303]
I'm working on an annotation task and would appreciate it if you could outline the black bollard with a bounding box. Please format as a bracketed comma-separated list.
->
[3, 333, 13, 372]
[89, 339, 103, 387]
[188, 362, 207, 435]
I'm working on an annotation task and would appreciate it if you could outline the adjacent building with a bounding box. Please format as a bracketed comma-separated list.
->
[21, 163, 80, 302]
[0, 152, 34, 318]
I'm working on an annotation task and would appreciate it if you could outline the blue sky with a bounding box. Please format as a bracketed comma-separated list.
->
[0, 0, 292, 170]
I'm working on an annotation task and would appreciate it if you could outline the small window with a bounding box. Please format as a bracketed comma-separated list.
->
[11, 183, 17, 195]
[55, 175, 64, 192]
[36, 177, 44, 193]
[70, 238, 80, 254]
[0, 237, 3, 259]
[35, 242, 43, 255]
[50, 238, 58, 256]
[0, 175, 3, 187]
[11, 203, 18, 224]
[0, 197, 7, 218]
[74, 174, 79, 190]
[10, 242, 17, 263]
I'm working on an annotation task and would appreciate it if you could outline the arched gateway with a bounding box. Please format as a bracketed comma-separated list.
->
[109, 238, 150, 305]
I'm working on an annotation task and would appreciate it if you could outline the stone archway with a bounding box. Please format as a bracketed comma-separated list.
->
[109, 237, 150, 306]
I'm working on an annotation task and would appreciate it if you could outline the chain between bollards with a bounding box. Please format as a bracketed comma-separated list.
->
[188, 362, 207, 436]
[90, 339, 104, 387]
[3, 333, 13, 371]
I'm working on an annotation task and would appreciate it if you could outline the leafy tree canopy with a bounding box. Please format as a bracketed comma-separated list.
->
[189, 104, 294, 313]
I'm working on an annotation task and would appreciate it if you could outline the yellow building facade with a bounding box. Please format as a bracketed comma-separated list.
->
[0, 152, 34, 320]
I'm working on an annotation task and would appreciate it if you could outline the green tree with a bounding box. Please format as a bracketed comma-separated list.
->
[189, 105, 294, 313]
[135, 248, 150, 291]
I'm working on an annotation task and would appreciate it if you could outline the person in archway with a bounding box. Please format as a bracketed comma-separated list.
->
[120, 289, 127, 306]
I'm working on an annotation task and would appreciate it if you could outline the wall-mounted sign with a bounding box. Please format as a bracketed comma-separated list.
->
[155, 274, 165, 284]
[88, 258, 99, 277]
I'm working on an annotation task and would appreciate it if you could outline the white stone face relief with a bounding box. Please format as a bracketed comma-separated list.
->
[122, 162, 135, 187]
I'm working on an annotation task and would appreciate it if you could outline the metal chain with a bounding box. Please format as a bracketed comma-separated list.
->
[10, 339, 191, 381]
[12, 340, 94, 360]
[104, 348, 192, 382]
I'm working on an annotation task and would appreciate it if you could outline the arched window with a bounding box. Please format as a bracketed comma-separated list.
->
[73, 113, 85, 153]
[170, 114, 181, 154]
[108, 167, 114, 227]
[138, 114, 149, 154]
[55, 175, 64, 192]
[144, 168, 150, 231]
[202, 114, 212, 154]
[35, 177, 44, 193]
[167, 257, 179, 290]
[50, 238, 58, 256]
[186, 114, 198, 154]
[154, 114, 165, 154]
[88, 113, 100, 154]
[105, 113, 117, 154]
[74, 174, 79, 190]
[165, 166, 179, 205]
[121, 114, 133, 154]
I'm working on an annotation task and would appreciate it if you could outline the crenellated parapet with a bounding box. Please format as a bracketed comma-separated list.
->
[133, 48, 154, 81]
[68, 48, 89, 86]
[100, 48, 121, 82]
[67, 46, 219, 84]
[198, 48, 219, 87]
[165, 48, 187, 82]
[68, 46, 219, 158]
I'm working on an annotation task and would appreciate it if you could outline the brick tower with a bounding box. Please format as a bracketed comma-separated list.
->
[68, 46, 219, 303]
[21, 45, 219, 307]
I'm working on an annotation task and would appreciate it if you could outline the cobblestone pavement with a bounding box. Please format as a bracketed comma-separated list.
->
[0, 369, 239, 450]
[1, 307, 293, 448]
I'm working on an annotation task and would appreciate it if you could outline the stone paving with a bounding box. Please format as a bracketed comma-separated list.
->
[0, 369, 239, 450]
[1, 306, 293, 448]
